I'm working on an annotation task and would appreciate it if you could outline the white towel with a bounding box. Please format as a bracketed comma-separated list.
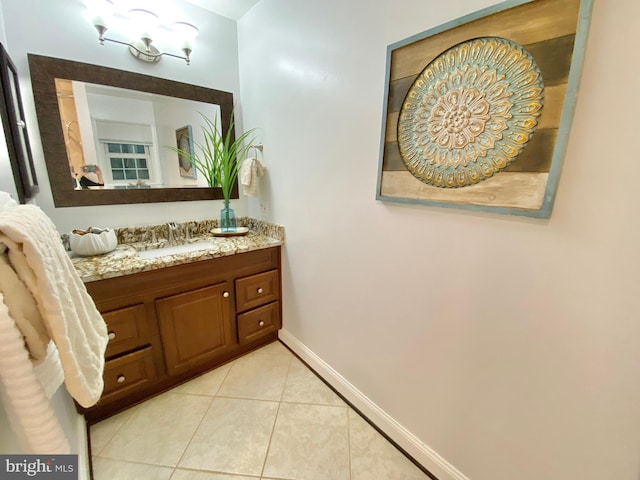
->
[33, 341, 64, 399]
[0, 247, 49, 362]
[0, 205, 108, 408]
[0, 295, 70, 454]
[240, 157, 266, 197]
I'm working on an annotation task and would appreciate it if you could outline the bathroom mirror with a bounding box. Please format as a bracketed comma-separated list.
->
[28, 54, 237, 207]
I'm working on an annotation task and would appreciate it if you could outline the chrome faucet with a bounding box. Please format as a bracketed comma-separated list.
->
[167, 222, 178, 245]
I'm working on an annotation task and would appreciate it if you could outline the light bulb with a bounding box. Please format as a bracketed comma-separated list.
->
[83, 0, 115, 29]
[172, 21, 199, 50]
[128, 8, 159, 43]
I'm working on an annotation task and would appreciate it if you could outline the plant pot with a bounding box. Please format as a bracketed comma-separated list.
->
[220, 201, 236, 232]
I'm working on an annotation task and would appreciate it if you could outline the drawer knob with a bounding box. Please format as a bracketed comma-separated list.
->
[108, 332, 116, 340]
[259, 320, 265, 327]
[257, 287, 264, 294]
[117, 375, 126, 384]
[223, 291, 230, 298]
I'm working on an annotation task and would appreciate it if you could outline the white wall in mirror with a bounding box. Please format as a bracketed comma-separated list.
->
[0, 0, 245, 233]
[65, 81, 220, 190]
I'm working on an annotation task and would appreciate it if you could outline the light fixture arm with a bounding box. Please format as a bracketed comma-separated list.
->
[91, 20, 194, 65]
[95, 35, 192, 65]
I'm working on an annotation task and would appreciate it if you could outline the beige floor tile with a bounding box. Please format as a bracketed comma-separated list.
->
[90, 408, 135, 455]
[217, 352, 291, 401]
[93, 341, 430, 480]
[170, 362, 232, 396]
[282, 358, 345, 407]
[92, 457, 174, 480]
[179, 397, 278, 476]
[171, 469, 259, 479]
[100, 392, 212, 467]
[349, 410, 429, 480]
[254, 340, 292, 356]
[263, 403, 350, 480]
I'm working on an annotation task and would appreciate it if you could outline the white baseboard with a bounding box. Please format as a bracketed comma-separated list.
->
[278, 329, 470, 480]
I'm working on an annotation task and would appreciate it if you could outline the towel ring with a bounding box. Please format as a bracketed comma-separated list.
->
[249, 143, 263, 158]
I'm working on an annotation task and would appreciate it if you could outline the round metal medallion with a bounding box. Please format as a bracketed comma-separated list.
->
[397, 37, 544, 188]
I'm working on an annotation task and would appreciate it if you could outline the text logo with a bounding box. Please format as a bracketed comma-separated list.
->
[0, 455, 77, 479]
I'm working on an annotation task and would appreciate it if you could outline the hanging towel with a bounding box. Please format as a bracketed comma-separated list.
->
[240, 157, 266, 197]
[0, 246, 49, 362]
[0, 240, 64, 394]
[33, 341, 64, 399]
[0, 205, 108, 408]
[0, 296, 69, 454]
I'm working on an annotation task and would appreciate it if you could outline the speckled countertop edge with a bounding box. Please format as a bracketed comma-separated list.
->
[69, 218, 284, 283]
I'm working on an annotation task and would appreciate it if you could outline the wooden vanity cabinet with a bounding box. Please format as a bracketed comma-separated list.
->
[82, 246, 281, 423]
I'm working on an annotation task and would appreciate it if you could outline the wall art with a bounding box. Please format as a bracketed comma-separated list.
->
[176, 125, 196, 179]
[376, 0, 593, 218]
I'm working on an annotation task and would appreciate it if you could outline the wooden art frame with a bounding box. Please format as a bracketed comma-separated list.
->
[176, 125, 197, 179]
[376, 0, 594, 218]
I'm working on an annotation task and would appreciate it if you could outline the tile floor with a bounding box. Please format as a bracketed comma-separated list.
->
[90, 341, 430, 480]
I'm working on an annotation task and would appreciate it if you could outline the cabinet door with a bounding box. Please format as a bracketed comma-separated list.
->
[156, 282, 234, 376]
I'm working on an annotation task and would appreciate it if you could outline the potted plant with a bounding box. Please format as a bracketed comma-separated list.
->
[170, 110, 257, 231]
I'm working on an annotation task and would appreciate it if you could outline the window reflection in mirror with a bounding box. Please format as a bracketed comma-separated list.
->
[55, 79, 220, 191]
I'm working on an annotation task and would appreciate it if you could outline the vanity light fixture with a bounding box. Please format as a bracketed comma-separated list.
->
[86, 0, 199, 65]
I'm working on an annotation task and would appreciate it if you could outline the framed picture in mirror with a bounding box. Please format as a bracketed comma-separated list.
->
[0, 42, 38, 203]
[176, 125, 196, 179]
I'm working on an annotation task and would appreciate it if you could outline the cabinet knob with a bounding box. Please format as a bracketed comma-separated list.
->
[259, 320, 265, 327]
[117, 375, 126, 384]
[223, 291, 230, 298]
[108, 332, 116, 340]
[257, 287, 264, 294]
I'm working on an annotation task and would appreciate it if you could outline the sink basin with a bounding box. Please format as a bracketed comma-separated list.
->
[137, 240, 217, 260]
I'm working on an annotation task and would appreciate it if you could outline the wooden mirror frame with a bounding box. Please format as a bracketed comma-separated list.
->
[28, 54, 237, 207]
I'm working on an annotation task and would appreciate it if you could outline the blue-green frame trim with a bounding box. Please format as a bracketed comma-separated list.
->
[376, 0, 594, 219]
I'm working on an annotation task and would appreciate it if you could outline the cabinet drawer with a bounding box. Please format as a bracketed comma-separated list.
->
[237, 301, 280, 345]
[235, 269, 280, 313]
[102, 304, 149, 359]
[102, 347, 156, 400]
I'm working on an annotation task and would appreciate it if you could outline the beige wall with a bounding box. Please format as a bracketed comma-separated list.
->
[238, 0, 640, 479]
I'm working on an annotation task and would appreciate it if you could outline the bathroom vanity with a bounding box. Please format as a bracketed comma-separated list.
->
[71, 219, 284, 423]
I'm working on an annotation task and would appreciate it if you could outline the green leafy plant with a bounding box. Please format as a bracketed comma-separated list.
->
[168, 110, 257, 203]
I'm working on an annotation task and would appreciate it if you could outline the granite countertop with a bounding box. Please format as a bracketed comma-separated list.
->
[69, 218, 284, 283]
